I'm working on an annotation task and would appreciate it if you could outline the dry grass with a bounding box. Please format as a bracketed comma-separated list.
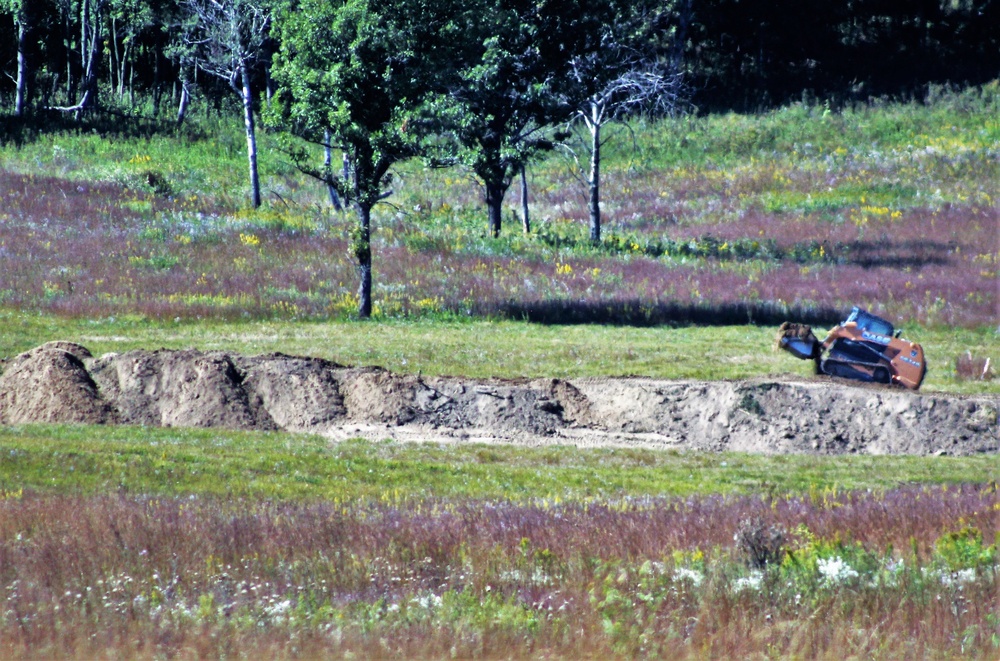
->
[0, 484, 996, 658]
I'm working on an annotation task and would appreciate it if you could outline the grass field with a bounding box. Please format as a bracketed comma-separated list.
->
[0, 88, 998, 658]
[0, 86, 997, 329]
[1, 310, 997, 394]
[0, 426, 997, 658]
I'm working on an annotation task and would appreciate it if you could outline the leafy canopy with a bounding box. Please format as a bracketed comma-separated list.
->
[271, 0, 467, 207]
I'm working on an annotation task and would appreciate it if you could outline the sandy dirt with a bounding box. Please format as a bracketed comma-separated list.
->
[0, 342, 997, 455]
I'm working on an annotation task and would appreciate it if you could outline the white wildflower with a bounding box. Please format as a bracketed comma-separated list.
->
[817, 556, 859, 585]
[411, 593, 443, 610]
[673, 567, 704, 587]
[940, 568, 977, 587]
[732, 571, 763, 593]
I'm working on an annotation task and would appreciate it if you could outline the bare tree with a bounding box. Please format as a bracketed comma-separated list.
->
[181, 0, 270, 208]
[560, 0, 690, 244]
[0, 0, 32, 116]
[568, 59, 684, 244]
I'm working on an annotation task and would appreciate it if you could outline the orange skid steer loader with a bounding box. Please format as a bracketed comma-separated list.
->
[777, 307, 926, 390]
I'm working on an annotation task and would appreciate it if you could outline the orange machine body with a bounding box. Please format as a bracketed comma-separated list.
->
[818, 308, 926, 390]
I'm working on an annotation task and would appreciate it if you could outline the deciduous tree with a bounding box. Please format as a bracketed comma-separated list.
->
[271, 0, 465, 318]
[435, 0, 613, 238]
[1, 0, 32, 116]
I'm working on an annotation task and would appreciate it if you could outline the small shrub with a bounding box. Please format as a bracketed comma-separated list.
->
[142, 169, 174, 197]
[955, 352, 994, 381]
[734, 517, 786, 569]
[933, 526, 997, 572]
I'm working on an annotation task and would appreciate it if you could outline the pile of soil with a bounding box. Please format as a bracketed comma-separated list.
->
[1, 341, 996, 456]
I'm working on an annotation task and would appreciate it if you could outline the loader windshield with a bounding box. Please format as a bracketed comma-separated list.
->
[845, 307, 894, 337]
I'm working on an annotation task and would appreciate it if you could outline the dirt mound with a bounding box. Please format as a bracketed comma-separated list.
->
[89, 349, 277, 430]
[234, 353, 347, 431]
[0, 343, 997, 456]
[0, 342, 116, 425]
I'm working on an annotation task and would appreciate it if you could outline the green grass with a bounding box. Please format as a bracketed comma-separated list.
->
[1, 425, 997, 502]
[0, 115, 300, 206]
[1, 309, 997, 393]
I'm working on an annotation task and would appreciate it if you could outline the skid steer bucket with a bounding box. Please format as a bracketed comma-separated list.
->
[776, 322, 820, 360]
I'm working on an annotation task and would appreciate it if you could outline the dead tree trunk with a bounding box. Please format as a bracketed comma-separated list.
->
[588, 110, 601, 244]
[14, 5, 29, 116]
[519, 164, 530, 234]
[239, 64, 262, 208]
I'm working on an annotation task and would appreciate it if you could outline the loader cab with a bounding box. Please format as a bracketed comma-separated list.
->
[845, 307, 894, 338]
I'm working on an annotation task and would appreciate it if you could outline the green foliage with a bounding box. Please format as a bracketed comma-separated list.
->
[781, 526, 885, 592]
[430, 0, 618, 235]
[933, 527, 998, 573]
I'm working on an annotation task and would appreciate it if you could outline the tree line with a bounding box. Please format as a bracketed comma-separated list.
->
[2, 0, 996, 318]
[3, 0, 995, 119]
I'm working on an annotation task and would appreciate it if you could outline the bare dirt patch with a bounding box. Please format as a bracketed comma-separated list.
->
[1, 342, 997, 455]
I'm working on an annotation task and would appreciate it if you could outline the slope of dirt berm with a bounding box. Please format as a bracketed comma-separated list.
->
[0, 342, 997, 455]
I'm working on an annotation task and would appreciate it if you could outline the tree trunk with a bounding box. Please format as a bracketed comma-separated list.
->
[324, 129, 343, 210]
[110, 15, 121, 98]
[355, 202, 373, 319]
[76, 0, 103, 119]
[485, 179, 507, 238]
[240, 65, 262, 208]
[519, 164, 530, 234]
[176, 78, 191, 125]
[14, 9, 29, 117]
[64, 4, 73, 105]
[588, 114, 602, 245]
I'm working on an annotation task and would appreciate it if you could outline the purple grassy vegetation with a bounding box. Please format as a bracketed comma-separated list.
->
[0, 162, 995, 326]
[0, 483, 996, 658]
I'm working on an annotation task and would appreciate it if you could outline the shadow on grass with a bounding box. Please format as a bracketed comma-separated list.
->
[476, 299, 844, 327]
[844, 239, 954, 268]
[0, 110, 205, 148]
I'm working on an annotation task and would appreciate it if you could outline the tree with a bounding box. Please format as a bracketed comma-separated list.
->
[436, 0, 614, 238]
[1, 0, 33, 116]
[46, 0, 106, 117]
[271, 0, 464, 318]
[564, 0, 688, 244]
[106, 0, 156, 105]
[180, 0, 271, 208]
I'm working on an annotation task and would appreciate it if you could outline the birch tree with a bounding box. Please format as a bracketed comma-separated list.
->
[1, 0, 32, 116]
[564, 0, 688, 243]
[181, 0, 270, 208]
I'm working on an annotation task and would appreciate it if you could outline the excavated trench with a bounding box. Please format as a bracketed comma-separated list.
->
[0, 341, 997, 455]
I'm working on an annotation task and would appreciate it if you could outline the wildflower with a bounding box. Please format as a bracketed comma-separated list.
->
[939, 568, 977, 587]
[732, 571, 764, 593]
[817, 556, 859, 585]
[673, 567, 704, 586]
[239, 233, 260, 247]
[264, 599, 292, 617]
